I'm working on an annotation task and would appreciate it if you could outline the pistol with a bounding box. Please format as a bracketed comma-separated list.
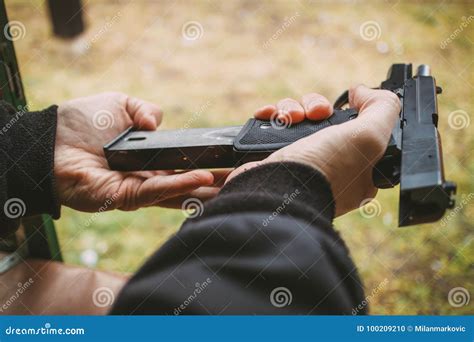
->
[104, 63, 456, 227]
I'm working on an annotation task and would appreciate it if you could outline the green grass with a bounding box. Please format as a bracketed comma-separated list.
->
[7, 0, 473, 314]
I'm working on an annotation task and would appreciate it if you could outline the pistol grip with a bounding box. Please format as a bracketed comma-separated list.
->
[233, 108, 358, 153]
[233, 108, 402, 190]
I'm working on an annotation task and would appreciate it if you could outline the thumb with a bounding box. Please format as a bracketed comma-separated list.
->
[126, 96, 163, 130]
[132, 170, 215, 208]
[224, 161, 263, 184]
[348, 84, 400, 140]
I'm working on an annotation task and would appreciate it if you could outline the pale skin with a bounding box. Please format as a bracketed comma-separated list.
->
[54, 86, 400, 216]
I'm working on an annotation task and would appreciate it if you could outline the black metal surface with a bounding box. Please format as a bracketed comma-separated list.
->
[104, 110, 359, 170]
[397, 71, 455, 226]
[105, 126, 241, 170]
[234, 109, 358, 152]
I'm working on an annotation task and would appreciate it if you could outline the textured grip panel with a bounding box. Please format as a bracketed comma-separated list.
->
[234, 108, 358, 152]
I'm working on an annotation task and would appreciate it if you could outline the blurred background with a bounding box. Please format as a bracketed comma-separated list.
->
[6, 0, 473, 314]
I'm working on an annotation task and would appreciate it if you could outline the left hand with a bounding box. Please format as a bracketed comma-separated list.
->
[54, 92, 228, 213]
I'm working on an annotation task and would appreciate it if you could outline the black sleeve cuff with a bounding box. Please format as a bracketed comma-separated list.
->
[196, 162, 337, 238]
[4, 103, 60, 219]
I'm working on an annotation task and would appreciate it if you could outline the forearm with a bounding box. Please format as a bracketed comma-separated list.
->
[112, 162, 366, 314]
[0, 101, 60, 236]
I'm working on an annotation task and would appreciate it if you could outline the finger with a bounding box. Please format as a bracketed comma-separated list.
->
[348, 84, 400, 139]
[209, 169, 232, 187]
[254, 105, 277, 120]
[224, 161, 263, 184]
[276, 98, 305, 124]
[126, 96, 163, 130]
[156, 187, 221, 209]
[349, 84, 400, 120]
[135, 170, 214, 207]
[164, 169, 232, 187]
[301, 93, 333, 121]
[124, 170, 169, 179]
[349, 84, 375, 111]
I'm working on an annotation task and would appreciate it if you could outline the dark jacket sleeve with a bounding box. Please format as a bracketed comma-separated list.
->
[0, 101, 60, 237]
[111, 162, 366, 315]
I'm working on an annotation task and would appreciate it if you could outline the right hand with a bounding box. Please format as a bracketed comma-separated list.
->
[226, 85, 400, 216]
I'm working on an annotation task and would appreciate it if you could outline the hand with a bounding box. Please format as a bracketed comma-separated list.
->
[227, 85, 400, 216]
[54, 92, 227, 212]
[253, 92, 333, 123]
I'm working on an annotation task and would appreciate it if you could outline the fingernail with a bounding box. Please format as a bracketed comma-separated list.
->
[149, 115, 157, 127]
[306, 99, 322, 111]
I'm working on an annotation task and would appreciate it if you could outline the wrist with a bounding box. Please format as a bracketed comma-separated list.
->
[6, 104, 61, 219]
[219, 161, 336, 224]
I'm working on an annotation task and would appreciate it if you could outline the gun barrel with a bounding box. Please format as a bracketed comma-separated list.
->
[417, 64, 431, 77]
